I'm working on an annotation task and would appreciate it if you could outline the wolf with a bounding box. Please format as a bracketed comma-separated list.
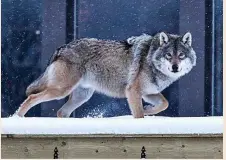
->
[14, 32, 196, 118]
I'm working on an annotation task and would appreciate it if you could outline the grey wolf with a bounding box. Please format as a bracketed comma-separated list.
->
[14, 32, 196, 118]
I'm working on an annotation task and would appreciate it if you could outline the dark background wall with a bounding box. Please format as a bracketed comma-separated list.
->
[1, 0, 223, 117]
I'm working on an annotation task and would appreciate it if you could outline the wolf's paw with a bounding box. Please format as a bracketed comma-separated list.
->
[143, 105, 156, 115]
[10, 108, 25, 118]
[10, 112, 24, 118]
[57, 109, 70, 118]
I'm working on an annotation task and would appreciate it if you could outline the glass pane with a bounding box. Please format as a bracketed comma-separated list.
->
[1, 0, 222, 118]
[1, 0, 42, 117]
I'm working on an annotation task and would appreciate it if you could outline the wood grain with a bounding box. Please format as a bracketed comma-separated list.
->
[1, 134, 223, 159]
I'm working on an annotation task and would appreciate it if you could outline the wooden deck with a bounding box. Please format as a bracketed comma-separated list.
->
[1, 134, 223, 159]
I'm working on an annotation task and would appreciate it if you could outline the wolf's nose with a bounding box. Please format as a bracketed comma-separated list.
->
[172, 64, 179, 72]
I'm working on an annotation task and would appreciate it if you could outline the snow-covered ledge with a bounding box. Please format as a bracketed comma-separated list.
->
[1, 116, 223, 135]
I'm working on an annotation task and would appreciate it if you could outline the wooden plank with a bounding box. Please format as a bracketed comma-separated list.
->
[1, 135, 223, 159]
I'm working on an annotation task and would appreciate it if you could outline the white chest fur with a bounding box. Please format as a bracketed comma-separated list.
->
[141, 76, 177, 95]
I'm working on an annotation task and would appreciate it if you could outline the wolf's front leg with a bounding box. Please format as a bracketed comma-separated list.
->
[142, 93, 169, 115]
[125, 80, 144, 118]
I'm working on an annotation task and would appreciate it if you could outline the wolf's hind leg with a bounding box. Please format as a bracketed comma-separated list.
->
[16, 88, 73, 117]
[142, 93, 169, 115]
[15, 60, 81, 117]
[57, 87, 94, 118]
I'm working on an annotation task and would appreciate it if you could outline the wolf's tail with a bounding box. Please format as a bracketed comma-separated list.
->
[26, 73, 47, 96]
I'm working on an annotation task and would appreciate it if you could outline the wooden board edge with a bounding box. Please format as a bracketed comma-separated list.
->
[1, 133, 223, 138]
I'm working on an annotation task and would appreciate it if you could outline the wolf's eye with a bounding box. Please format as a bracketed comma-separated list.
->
[178, 53, 185, 59]
[165, 53, 172, 59]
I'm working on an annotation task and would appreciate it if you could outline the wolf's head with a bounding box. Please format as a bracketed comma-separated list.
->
[148, 32, 196, 79]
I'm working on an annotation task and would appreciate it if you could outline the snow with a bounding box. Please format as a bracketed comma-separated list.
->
[1, 116, 223, 135]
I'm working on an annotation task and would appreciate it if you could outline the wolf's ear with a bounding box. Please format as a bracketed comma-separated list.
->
[182, 32, 192, 46]
[159, 32, 169, 46]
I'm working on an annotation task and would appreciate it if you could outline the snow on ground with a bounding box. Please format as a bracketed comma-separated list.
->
[1, 116, 223, 135]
